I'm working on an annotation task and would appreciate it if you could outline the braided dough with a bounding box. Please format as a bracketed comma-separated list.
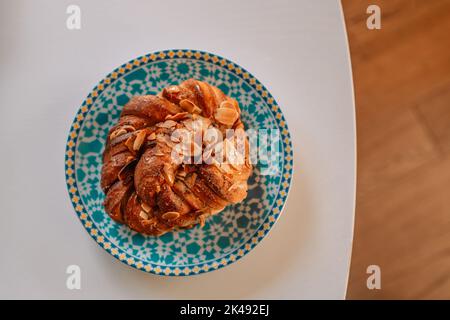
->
[101, 79, 252, 236]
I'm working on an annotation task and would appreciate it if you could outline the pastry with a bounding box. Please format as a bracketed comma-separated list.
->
[101, 79, 252, 236]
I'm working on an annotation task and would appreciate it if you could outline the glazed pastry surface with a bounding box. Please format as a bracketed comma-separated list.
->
[101, 79, 252, 236]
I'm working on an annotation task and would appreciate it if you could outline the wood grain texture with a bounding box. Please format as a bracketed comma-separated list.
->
[342, 0, 450, 299]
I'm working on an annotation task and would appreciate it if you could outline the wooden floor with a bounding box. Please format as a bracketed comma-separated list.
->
[342, 0, 450, 299]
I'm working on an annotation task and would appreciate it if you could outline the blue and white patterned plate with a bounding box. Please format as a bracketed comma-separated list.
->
[65, 49, 293, 276]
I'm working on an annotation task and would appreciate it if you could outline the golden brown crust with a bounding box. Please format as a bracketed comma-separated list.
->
[121, 95, 181, 123]
[103, 180, 133, 223]
[101, 151, 135, 191]
[101, 79, 252, 236]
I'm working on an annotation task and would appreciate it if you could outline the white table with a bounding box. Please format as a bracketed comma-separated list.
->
[0, 0, 355, 299]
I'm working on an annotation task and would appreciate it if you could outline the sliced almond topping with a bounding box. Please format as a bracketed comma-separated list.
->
[133, 130, 147, 151]
[157, 134, 175, 149]
[124, 136, 135, 152]
[110, 124, 137, 140]
[157, 120, 177, 128]
[214, 107, 238, 126]
[147, 132, 156, 140]
[179, 99, 202, 114]
[110, 128, 127, 140]
[162, 211, 180, 220]
[165, 112, 189, 121]
[171, 134, 182, 143]
[163, 163, 175, 186]
[220, 100, 240, 114]
[139, 210, 149, 220]
[140, 202, 151, 213]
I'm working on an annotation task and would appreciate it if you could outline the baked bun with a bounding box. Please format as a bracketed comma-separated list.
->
[101, 79, 252, 236]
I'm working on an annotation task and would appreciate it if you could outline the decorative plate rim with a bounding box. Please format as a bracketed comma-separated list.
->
[65, 49, 294, 276]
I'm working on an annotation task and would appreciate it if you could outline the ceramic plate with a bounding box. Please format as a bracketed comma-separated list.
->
[65, 49, 293, 276]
